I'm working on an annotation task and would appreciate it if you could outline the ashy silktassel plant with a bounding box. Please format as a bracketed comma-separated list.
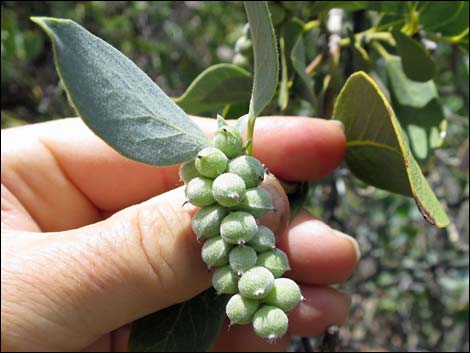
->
[30, 0, 465, 351]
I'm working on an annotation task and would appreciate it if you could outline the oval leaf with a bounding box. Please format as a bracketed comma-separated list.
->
[130, 289, 228, 352]
[244, 1, 279, 117]
[392, 30, 437, 82]
[32, 17, 208, 166]
[333, 72, 449, 228]
[174, 64, 252, 116]
[385, 56, 446, 163]
[419, 1, 465, 33]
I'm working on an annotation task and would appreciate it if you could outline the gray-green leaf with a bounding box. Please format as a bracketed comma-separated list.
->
[244, 1, 279, 117]
[32, 17, 208, 166]
[130, 288, 228, 352]
[174, 64, 252, 116]
[333, 71, 449, 228]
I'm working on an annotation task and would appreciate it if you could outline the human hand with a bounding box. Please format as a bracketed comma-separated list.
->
[1, 116, 360, 351]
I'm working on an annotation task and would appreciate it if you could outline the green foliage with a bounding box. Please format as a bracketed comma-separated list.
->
[333, 72, 449, 227]
[32, 17, 208, 166]
[129, 288, 227, 352]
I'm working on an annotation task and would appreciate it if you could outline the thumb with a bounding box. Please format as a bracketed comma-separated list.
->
[4, 186, 211, 350]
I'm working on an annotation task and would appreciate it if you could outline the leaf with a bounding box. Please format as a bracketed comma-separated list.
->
[428, 1, 469, 36]
[333, 72, 449, 228]
[244, 1, 279, 117]
[290, 33, 315, 104]
[385, 56, 446, 163]
[311, 1, 368, 13]
[419, 1, 465, 33]
[32, 17, 208, 166]
[129, 288, 228, 352]
[174, 64, 252, 116]
[392, 30, 437, 82]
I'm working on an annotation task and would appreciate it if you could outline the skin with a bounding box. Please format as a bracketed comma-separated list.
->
[1, 116, 359, 352]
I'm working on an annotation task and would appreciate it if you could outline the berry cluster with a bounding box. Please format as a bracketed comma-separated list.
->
[180, 123, 302, 340]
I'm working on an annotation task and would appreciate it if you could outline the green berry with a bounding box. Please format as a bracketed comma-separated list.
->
[185, 177, 215, 207]
[201, 236, 232, 268]
[227, 155, 265, 188]
[235, 36, 253, 56]
[263, 278, 302, 312]
[252, 305, 288, 340]
[232, 53, 250, 68]
[257, 249, 291, 278]
[238, 187, 273, 217]
[229, 245, 257, 275]
[226, 294, 260, 325]
[212, 265, 239, 295]
[213, 125, 243, 158]
[243, 23, 250, 38]
[179, 159, 200, 183]
[238, 266, 274, 299]
[220, 211, 258, 245]
[212, 173, 246, 207]
[192, 205, 228, 240]
[195, 147, 228, 178]
[248, 226, 276, 252]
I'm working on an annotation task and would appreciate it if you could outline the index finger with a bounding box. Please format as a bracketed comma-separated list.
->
[2, 116, 344, 224]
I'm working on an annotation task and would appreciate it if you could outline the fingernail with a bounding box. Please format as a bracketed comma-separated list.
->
[333, 230, 361, 264]
[329, 119, 344, 132]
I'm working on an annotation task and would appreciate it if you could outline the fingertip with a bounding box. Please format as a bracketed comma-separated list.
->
[279, 210, 358, 285]
[253, 117, 346, 181]
[288, 286, 350, 337]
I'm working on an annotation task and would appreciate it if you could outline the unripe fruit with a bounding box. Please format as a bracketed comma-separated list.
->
[192, 205, 228, 240]
[212, 173, 246, 207]
[243, 23, 250, 38]
[232, 53, 250, 68]
[201, 236, 232, 268]
[256, 249, 291, 278]
[252, 305, 288, 340]
[195, 147, 228, 178]
[235, 36, 253, 56]
[185, 177, 215, 207]
[263, 278, 302, 312]
[238, 266, 275, 299]
[238, 187, 273, 217]
[229, 245, 257, 275]
[248, 225, 276, 252]
[226, 294, 260, 325]
[179, 159, 199, 183]
[212, 265, 239, 295]
[220, 211, 258, 245]
[213, 125, 243, 158]
[228, 155, 265, 188]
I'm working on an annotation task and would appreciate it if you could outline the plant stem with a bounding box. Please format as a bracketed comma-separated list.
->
[339, 31, 395, 47]
[246, 108, 255, 156]
[371, 40, 391, 59]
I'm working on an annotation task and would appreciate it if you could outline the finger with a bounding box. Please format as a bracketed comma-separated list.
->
[288, 286, 350, 336]
[1, 187, 210, 351]
[211, 285, 349, 351]
[1, 117, 345, 231]
[279, 210, 360, 285]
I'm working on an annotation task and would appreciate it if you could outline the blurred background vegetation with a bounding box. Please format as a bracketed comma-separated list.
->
[1, 1, 468, 352]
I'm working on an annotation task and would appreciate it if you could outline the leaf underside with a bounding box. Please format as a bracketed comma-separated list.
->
[32, 17, 208, 166]
[333, 72, 449, 228]
[244, 1, 279, 117]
